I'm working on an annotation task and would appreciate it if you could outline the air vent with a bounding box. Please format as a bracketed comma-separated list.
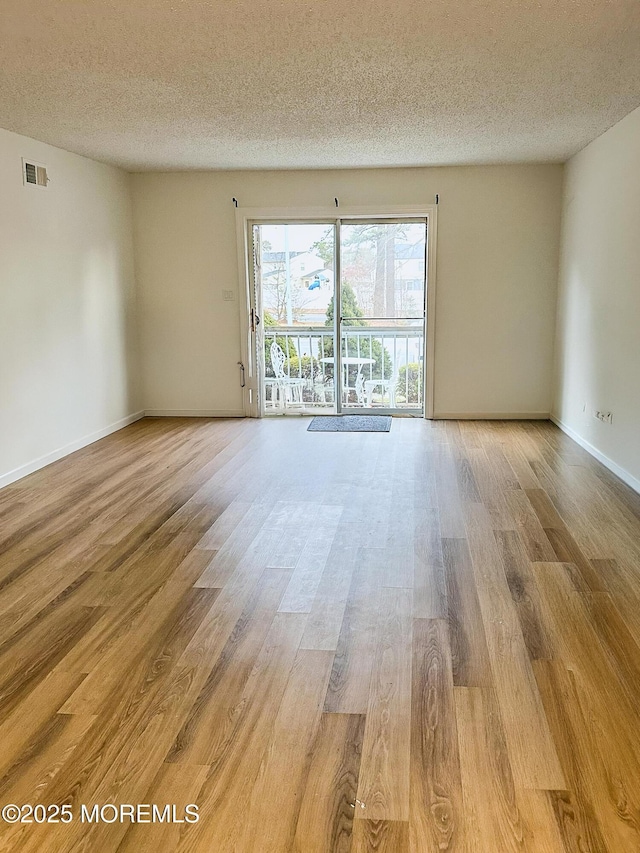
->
[22, 158, 49, 188]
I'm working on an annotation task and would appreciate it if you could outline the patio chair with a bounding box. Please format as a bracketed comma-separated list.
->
[267, 341, 306, 408]
[313, 375, 335, 405]
[364, 371, 397, 408]
[305, 352, 333, 405]
[345, 371, 374, 407]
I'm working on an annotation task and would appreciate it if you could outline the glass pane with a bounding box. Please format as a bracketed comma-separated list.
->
[340, 220, 426, 411]
[338, 327, 424, 410]
[340, 221, 426, 321]
[254, 223, 336, 413]
[258, 223, 335, 326]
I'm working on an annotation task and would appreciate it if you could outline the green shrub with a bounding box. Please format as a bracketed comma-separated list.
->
[286, 355, 320, 381]
[396, 362, 423, 404]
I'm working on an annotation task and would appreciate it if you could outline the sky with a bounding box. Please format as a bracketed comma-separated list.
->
[260, 223, 333, 253]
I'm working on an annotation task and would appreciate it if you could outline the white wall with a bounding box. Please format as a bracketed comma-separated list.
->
[0, 128, 141, 486]
[553, 105, 640, 491]
[131, 165, 563, 418]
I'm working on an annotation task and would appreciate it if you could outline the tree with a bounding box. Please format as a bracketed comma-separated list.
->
[325, 281, 365, 327]
[385, 228, 396, 319]
[323, 282, 391, 392]
[262, 261, 315, 324]
[374, 229, 386, 316]
[337, 222, 408, 319]
[311, 230, 334, 268]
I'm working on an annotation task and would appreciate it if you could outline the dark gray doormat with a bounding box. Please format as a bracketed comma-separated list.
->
[307, 416, 392, 432]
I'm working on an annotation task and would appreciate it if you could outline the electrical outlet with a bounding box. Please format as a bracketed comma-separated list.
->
[594, 410, 613, 424]
[222, 289, 235, 301]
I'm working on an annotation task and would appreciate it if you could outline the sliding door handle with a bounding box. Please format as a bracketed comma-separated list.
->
[237, 361, 246, 387]
[250, 309, 261, 332]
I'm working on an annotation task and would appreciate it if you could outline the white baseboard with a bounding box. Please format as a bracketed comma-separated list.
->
[433, 412, 550, 420]
[0, 411, 145, 490]
[144, 409, 246, 418]
[550, 414, 640, 495]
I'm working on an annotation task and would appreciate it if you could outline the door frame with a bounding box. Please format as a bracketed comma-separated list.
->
[235, 204, 438, 419]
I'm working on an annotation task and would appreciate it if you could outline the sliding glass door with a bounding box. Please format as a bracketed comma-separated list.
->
[251, 222, 337, 413]
[249, 217, 427, 416]
[338, 220, 426, 414]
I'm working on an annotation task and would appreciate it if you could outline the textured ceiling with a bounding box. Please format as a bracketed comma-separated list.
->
[1, 0, 640, 171]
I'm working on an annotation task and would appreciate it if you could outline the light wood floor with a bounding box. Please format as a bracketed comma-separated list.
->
[0, 417, 640, 852]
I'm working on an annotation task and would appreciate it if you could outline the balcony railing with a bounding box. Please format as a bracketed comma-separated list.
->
[263, 325, 424, 410]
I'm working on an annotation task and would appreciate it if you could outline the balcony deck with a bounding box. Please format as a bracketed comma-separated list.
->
[263, 325, 424, 412]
